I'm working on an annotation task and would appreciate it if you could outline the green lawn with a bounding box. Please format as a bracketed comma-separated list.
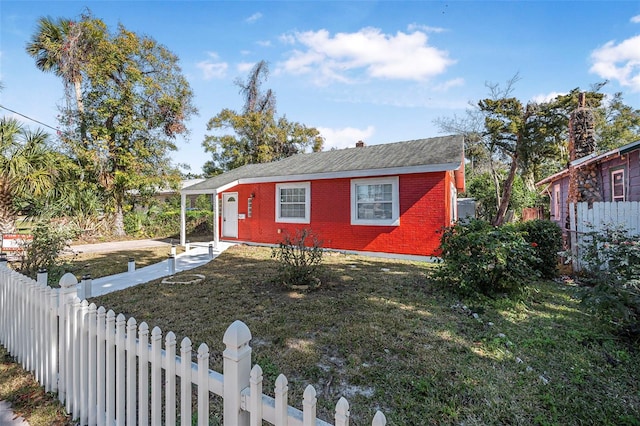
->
[91, 245, 640, 425]
[2, 244, 639, 425]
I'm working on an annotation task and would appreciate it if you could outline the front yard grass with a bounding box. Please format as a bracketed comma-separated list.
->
[88, 245, 640, 425]
[0, 346, 71, 425]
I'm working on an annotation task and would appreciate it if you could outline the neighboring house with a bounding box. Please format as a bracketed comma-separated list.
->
[536, 139, 640, 231]
[180, 136, 465, 260]
[150, 178, 206, 208]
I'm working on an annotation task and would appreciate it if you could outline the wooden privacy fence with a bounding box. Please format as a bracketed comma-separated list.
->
[568, 201, 640, 271]
[0, 265, 386, 426]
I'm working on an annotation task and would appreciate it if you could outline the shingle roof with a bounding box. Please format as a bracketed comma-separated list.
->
[183, 135, 464, 193]
[536, 139, 640, 187]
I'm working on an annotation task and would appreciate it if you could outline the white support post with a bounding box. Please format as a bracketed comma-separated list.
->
[213, 191, 219, 248]
[128, 258, 135, 273]
[37, 269, 48, 286]
[223, 320, 252, 426]
[180, 192, 187, 246]
[81, 274, 92, 299]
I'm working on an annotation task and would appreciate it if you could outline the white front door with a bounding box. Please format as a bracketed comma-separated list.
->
[222, 192, 239, 238]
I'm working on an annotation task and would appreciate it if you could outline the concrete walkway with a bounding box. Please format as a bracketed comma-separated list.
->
[89, 241, 234, 297]
[0, 400, 29, 425]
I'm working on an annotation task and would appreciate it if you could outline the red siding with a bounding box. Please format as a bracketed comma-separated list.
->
[220, 172, 450, 257]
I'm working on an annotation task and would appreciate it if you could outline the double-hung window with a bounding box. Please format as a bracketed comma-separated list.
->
[276, 182, 310, 223]
[611, 169, 625, 202]
[351, 177, 399, 226]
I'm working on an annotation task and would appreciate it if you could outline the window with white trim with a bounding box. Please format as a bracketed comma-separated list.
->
[612, 169, 625, 202]
[276, 182, 310, 223]
[351, 177, 400, 226]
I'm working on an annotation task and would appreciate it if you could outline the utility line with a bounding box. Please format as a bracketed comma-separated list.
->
[0, 104, 59, 132]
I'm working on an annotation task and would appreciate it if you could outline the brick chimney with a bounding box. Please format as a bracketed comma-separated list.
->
[567, 92, 601, 227]
[356, 140, 366, 148]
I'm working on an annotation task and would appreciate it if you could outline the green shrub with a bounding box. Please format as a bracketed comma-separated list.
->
[518, 219, 563, 278]
[123, 208, 213, 238]
[17, 222, 78, 286]
[578, 224, 640, 338]
[436, 219, 539, 297]
[271, 229, 324, 290]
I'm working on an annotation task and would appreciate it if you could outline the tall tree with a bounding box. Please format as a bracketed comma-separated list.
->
[203, 61, 323, 172]
[0, 118, 59, 233]
[596, 92, 640, 152]
[26, 15, 94, 142]
[31, 14, 197, 236]
[438, 77, 587, 226]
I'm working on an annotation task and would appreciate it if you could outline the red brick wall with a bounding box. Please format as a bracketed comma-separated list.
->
[221, 172, 450, 257]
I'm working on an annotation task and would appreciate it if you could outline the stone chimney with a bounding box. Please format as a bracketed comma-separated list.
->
[567, 92, 601, 221]
[356, 140, 366, 148]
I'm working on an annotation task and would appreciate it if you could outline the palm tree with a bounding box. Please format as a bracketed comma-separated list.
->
[26, 15, 90, 142]
[0, 118, 59, 233]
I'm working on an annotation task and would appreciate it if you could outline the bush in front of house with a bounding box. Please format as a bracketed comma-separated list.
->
[124, 207, 213, 238]
[436, 219, 539, 297]
[17, 221, 78, 286]
[271, 229, 324, 290]
[578, 224, 640, 338]
[517, 219, 563, 279]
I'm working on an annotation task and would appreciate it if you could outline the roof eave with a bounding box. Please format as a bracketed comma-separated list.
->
[181, 163, 460, 194]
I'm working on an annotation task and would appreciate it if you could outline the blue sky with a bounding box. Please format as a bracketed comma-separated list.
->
[1, 1, 639, 175]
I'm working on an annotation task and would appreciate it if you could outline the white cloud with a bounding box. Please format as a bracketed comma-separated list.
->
[245, 12, 262, 24]
[196, 53, 228, 80]
[531, 91, 566, 104]
[631, 15, 640, 23]
[257, 40, 272, 47]
[407, 23, 446, 33]
[237, 62, 255, 73]
[433, 78, 464, 92]
[590, 35, 640, 92]
[279, 27, 455, 85]
[317, 126, 376, 150]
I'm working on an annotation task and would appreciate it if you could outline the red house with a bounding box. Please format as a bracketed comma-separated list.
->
[180, 135, 465, 260]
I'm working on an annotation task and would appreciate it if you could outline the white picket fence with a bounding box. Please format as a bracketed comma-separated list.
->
[0, 265, 386, 426]
[568, 201, 640, 271]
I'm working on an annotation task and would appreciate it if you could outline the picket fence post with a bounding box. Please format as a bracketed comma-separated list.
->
[223, 320, 252, 426]
[57, 273, 78, 405]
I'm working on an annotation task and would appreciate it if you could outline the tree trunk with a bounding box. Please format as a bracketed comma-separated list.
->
[492, 154, 519, 226]
[0, 179, 17, 234]
[489, 158, 502, 212]
[113, 202, 126, 237]
[73, 79, 90, 147]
